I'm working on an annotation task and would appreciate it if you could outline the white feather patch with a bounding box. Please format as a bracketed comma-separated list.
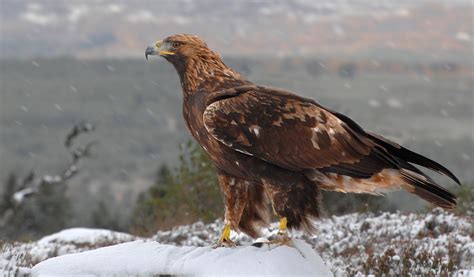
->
[249, 125, 262, 137]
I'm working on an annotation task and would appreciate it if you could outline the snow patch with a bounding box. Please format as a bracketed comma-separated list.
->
[0, 228, 142, 274]
[104, 4, 124, 14]
[37, 228, 136, 245]
[67, 5, 89, 23]
[31, 240, 332, 276]
[21, 5, 58, 26]
[126, 10, 158, 24]
[387, 98, 403, 109]
[368, 99, 381, 107]
[455, 32, 471, 42]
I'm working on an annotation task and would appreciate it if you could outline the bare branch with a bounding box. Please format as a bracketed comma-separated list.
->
[65, 121, 95, 149]
[72, 140, 97, 162]
[8, 122, 96, 205]
[22, 171, 35, 187]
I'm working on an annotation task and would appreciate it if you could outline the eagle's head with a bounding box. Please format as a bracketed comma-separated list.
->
[146, 34, 247, 92]
[145, 34, 214, 64]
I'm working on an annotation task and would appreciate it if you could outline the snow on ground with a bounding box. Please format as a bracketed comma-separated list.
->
[1, 228, 142, 275]
[2, 209, 473, 276]
[37, 227, 137, 245]
[32, 239, 331, 276]
[154, 208, 474, 275]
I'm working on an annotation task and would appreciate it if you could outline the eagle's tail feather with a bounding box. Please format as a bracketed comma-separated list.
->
[369, 132, 461, 185]
[370, 134, 459, 209]
[310, 167, 457, 209]
[399, 169, 457, 209]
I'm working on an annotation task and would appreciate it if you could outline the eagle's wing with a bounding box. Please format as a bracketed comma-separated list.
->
[203, 85, 378, 171]
[204, 85, 459, 209]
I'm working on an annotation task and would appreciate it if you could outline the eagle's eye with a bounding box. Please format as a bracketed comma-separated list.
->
[172, 42, 181, 48]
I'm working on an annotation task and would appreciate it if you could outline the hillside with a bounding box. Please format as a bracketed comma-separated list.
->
[2, 209, 473, 275]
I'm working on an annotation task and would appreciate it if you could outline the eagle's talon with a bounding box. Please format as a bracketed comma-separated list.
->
[264, 217, 294, 247]
[269, 231, 294, 247]
[254, 234, 293, 248]
[213, 238, 237, 248]
[213, 224, 237, 248]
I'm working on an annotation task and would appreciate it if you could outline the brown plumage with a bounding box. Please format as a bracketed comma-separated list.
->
[146, 34, 460, 238]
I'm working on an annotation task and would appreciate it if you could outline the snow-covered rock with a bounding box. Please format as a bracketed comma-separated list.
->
[31, 239, 332, 276]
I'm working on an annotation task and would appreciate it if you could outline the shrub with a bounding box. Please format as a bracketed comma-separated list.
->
[130, 141, 222, 235]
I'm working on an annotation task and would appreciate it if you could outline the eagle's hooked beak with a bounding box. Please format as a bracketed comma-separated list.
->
[145, 40, 175, 60]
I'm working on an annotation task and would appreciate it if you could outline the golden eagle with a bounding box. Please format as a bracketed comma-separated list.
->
[146, 34, 459, 246]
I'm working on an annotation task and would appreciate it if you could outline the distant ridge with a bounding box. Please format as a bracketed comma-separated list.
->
[0, 0, 471, 58]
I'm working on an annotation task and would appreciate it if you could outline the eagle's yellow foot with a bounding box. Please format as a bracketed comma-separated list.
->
[252, 217, 294, 248]
[268, 232, 293, 247]
[271, 217, 293, 246]
[213, 224, 237, 248]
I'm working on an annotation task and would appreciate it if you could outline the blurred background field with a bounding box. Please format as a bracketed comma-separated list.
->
[0, 0, 472, 240]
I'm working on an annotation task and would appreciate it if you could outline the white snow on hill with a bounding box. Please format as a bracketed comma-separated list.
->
[1, 209, 473, 275]
[1, 228, 143, 275]
[37, 228, 137, 245]
[151, 209, 474, 275]
[31, 239, 331, 276]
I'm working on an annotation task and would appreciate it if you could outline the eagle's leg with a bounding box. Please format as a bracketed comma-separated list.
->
[213, 208, 239, 247]
[213, 172, 249, 248]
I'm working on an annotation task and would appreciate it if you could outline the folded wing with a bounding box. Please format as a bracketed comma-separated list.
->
[203, 85, 376, 171]
[203, 85, 459, 209]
